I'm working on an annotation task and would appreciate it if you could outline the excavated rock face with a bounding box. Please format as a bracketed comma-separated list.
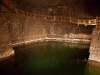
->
[11, 0, 84, 18]
[0, 13, 95, 45]
[0, 0, 98, 61]
[11, 0, 100, 18]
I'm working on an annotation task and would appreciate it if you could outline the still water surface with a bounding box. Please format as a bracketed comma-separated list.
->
[0, 41, 100, 75]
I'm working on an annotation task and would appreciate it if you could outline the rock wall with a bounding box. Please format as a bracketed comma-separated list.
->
[89, 28, 100, 62]
[0, 13, 95, 45]
[0, 13, 14, 60]
[0, 12, 95, 60]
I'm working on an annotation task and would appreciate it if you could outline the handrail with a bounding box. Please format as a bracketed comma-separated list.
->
[1, 0, 78, 24]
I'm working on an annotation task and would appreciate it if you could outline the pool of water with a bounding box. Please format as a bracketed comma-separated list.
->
[0, 41, 100, 75]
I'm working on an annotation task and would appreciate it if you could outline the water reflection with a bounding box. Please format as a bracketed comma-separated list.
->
[0, 42, 99, 75]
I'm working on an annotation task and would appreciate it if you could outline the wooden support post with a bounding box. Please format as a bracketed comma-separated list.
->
[70, 17, 72, 23]
[96, 16, 99, 28]
[54, 16, 56, 21]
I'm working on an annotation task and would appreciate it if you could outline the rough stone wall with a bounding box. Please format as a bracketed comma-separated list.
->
[0, 13, 14, 60]
[89, 28, 100, 62]
[12, 0, 87, 18]
[0, 13, 95, 45]
[7, 14, 47, 44]
[0, 12, 95, 60]
[12, 0, 100, 18]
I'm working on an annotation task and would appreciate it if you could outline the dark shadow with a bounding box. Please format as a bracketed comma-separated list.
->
[84, 0, 100, 17]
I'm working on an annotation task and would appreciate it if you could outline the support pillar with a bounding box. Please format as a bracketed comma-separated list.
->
[89, 28, 100, 62]
[96, 16, 100, 28]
